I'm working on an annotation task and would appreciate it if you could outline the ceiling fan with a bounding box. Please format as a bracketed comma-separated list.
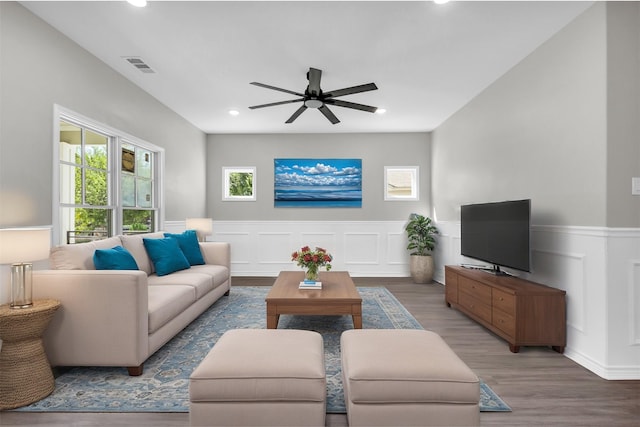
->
[249, 67, 378, 124]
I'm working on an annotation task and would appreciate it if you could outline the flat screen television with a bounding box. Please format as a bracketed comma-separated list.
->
[460, 199, 531, 274]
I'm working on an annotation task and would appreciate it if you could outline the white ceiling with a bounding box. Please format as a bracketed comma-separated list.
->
[22, 1, 593, 134]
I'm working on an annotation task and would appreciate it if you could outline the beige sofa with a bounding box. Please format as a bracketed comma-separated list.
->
[32, 232, 231, 376]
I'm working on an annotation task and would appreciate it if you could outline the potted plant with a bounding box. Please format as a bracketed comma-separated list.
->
[405, 213, 438, 283]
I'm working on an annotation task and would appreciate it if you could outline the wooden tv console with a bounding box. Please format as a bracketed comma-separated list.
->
[445, 265, 566, 353]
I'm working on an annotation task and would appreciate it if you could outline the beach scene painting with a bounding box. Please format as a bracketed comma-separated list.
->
[274, 158, 362, 208]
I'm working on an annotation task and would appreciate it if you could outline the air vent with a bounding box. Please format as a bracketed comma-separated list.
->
[123, 56, 155, 74]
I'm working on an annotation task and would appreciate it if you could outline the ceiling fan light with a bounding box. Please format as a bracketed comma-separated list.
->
[228, 109, 240, 116]
[375, 108, 386, 115]
[304, 99, 323, 109]
[127, 0, 147, 7]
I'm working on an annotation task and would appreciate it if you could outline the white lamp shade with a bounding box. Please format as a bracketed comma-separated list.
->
[185, 218, 213, 236]
[0, 227, 51, 264]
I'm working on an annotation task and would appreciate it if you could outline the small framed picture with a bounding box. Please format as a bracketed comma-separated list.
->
[384, 166, 419, 201]
[122, 148, 135, 173]
[222, 167, 256, 201]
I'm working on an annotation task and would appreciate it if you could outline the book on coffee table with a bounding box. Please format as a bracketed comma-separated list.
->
[299, 281, 322, 289]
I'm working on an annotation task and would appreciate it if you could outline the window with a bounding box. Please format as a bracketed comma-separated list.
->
[121, 143, 156, 234]
[56, 107, 163, 244]
[222, 167, 256, 201]
[384, 166, 419, 201]
[59, 121, 112, 244]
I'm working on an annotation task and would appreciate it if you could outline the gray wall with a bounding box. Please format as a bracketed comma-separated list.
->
[606, 2, 640, 227]
[432, 2, 639, 228]
[432, 2, 616, 227]
[207, 133, 431, 221]
[0, 2, 208, 227]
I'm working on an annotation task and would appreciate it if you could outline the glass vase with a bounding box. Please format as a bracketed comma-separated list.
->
[305, 265, 319, 282]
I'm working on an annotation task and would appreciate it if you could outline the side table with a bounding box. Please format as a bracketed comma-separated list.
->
[0, 299, 61, 410]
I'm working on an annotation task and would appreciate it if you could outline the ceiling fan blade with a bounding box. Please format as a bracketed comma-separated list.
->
[324, 99, 378, 113]
[250, 82, 305, 97]
[323, 83, 378, 98]
[249, 98, 304, 109]
[318, 105, 340, 124]
[285, 105, 308, 123]
[307, 68, 322, 96]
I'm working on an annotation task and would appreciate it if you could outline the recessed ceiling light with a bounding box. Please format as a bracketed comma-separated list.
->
[434, 0, 450, 4]
[127, 0, 147, 7]
[375, 108, 387, 115]
[228, 109, 240, 116]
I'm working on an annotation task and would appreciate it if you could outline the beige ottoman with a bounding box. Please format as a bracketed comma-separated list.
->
[189, 329, 326, 426]
[341, 329, 480, 426]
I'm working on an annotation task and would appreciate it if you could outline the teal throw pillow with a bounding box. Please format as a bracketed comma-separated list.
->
[164, 230, 205, 266]
[93, 246, 139, 270]
[143, 237, 191, 276]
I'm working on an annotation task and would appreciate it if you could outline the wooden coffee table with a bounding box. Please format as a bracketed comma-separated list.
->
[266, 271, 362, 329]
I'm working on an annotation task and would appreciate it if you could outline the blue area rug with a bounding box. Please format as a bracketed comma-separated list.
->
[16, 286, 510, 413]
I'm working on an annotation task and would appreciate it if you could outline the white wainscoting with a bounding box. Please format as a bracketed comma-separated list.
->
[168, 219, 640, 379]
[434, 221, 640, 380]
[167, 220, 411, 277]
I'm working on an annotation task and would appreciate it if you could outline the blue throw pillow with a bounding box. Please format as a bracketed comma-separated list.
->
[143, 237, 191, 276]
[164, 230, 205, 266]
[93, 246, 139, 270]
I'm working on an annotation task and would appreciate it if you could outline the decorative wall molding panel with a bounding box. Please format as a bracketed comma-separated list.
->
[164, 221, 185, 234]
[209, 221, 409, 277]
[631, 260, 640, 345]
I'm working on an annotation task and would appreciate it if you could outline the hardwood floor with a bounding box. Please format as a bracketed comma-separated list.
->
[2, 277, 638, 426]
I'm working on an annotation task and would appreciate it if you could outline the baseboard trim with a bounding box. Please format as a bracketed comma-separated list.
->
[564, 348, 640, 380]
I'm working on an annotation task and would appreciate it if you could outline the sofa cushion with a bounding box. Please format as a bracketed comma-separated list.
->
[190, 329, 326, 403]
[147, 285, 196, 334]
[120, 232, 164, 275]
[50, 236, 122, 270]
[143, 237, 191, 276]
[164, 230, 205, 266]
[341, 329, 479, 404]
[189, 264, 230, 288]
[148, 271, 214, 299]
[93, 246, 139, 270]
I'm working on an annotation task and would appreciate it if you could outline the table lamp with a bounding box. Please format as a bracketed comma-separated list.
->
[185, 218, 213, 242]
[0, 227, 51, 309]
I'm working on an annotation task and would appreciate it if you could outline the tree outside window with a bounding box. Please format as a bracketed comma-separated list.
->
[229, 172, 253, 196]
